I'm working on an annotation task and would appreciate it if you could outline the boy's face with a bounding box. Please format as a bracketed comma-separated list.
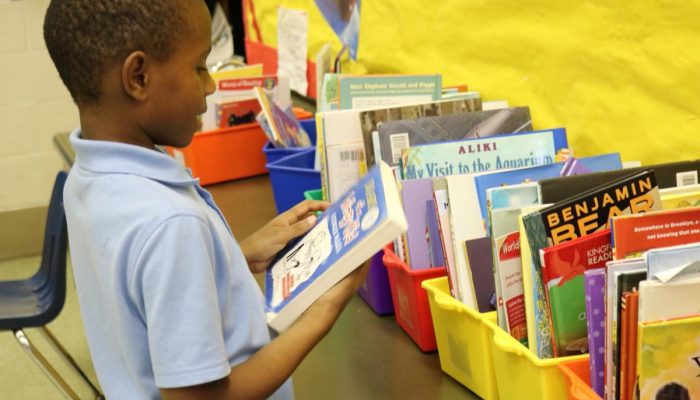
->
[143, 0, 215, 148]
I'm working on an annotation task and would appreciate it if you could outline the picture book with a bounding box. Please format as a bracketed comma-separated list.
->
[265, 161, 408, 332]
[610, 206, 700, 259]
[475, 152, 623, 233]
[203, 74, 290, 131]
[605, 260, 646, 400]
[645, 241, 700, 279]
[400, 179, 434, 270]
[254, 87, 311, 148]
[619, 291, 639, 400]
[539, 229, 613, 356]
[432, 179, 459, 298]
[337, 74, 442, 111]
[639, 267, 700, 324]
[360, 97, 482, 168]
[637, 315, 700, 400]
[518, 204, 550, 356]
[321, 98, 479, 201]
[491, 207, 528, 344]
[464, 237, 497, 313]
[584, 267, 606, 398]
[374, 106, 530, 169]
[217, 97, 260, 128]
[660, 185, 700, 209]
[486, 182, 540, 210]
[401, 128, 568, 180]
[425, 199, 446, 268]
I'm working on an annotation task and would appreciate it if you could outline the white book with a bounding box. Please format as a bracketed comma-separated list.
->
[638, 271, 700, 323]
[265, 161, 408, 332]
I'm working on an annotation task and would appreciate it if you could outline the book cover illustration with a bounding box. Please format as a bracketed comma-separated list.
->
[476, 152, 623, 233]
[637, 315, 700, 400]
[645, 241, 700, 279]
[639, 268, 700, 324]
[217, 97, 260, 128]
[254, 87, 311, 148]
[526, 169, 661, 249]
[203, 75, 290, 131]
[338, 74, 442, 111]
[584, 268, 606, 398]
[540, 229, 613, 357]
[401, 128, 567, 180]
[611, 205, 700, 259]
[359, 97, 482, 168]
[265, 161, 407, 332]
[373, 104, 524, 168]
[486, 182, 540, 210]
[660, 186, 700, 209]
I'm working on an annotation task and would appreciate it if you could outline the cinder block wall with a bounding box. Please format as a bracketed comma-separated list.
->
[0, 0, 79, 259]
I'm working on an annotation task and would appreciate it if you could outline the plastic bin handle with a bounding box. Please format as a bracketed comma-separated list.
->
[571, 383, 595, 398]
[433, 292, 464, 313]
[492, 331, 524, 357]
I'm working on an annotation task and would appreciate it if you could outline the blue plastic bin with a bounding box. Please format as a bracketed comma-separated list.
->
[262, 118, 317, 165]
[266, 148, 321, 214]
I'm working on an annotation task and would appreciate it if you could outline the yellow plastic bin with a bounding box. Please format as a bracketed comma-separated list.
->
[483, 318, 588, 400]
[421, 277, 499, 400]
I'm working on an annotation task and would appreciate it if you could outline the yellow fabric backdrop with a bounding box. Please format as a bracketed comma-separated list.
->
[250, 0, 700, 165]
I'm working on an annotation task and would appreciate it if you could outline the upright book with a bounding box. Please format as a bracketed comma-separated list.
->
[637, 315, 700, 399]
[610, 206, 700, 259]
[539, 229, 613, 356]
[374, 106, 529, 169]
[583, 268, 606, 398]
[265, 161, 408, 332]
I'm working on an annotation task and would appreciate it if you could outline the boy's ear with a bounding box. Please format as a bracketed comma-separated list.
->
[121, 51, 149, 102]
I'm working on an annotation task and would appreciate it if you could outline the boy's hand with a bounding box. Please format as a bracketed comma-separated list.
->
[240, 200, 330, 273]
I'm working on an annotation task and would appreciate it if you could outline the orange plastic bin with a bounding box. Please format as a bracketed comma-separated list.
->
[558, 357, 601, 400]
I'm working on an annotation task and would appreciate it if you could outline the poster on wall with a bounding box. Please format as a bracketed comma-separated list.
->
[314, 0, 361, 60]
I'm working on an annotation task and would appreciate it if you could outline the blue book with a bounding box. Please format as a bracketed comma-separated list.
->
[265, 161, 408, 332]
[401, 128, 569, 180]
[475, 153, 622, 232]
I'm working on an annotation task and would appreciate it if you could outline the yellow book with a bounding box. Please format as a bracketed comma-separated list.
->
[637, 315, 700, 399]
[210, 63, 263, 82]
[660, 188, 700, 210]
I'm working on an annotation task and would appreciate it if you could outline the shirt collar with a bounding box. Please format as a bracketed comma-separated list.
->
[69, 128, 199, 187]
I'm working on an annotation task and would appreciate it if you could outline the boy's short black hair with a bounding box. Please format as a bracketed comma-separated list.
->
[44, 0, 191, 105]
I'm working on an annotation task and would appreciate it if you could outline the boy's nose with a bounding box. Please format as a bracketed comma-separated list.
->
[205, 72, 216, 96]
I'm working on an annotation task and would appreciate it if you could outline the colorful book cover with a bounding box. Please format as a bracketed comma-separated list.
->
[464, 237, 497, 313]
[401, 128, 568, 180]
[217, 97, 260, 128]
[425, 199, 446, 268]
[254, 87, 311, 148]
[359, 97, 482, 168]
[432, 179, 459, 299]
[373, 104, 524, 168]
[584, 267, 606, 398]
[619, 291, 639, 400]
[637, 315, 700, 399]
[203, 74, 290, 131]
[338, 74, 442, 111]
[611, 206, 700, 259]
[539, 229, 613, 356]
[400, 179, 434, 270]
[487, 182, 540, 210]
[519, 205, 549, 356]
[661, 186, 700, 209]
[265, 161, 408, 332]
[476, 152, 623, 232]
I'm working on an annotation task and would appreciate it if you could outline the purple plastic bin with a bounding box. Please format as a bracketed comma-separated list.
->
[357, 250, 394, 316]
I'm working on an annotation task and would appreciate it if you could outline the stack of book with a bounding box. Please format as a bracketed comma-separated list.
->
[315, 70, 700, 399]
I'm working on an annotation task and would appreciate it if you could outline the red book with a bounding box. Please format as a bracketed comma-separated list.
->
[611, 205, 700, 259]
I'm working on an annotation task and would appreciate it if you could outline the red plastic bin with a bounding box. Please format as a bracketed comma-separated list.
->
[383, 245, 446, 352]
[558, 357, 602, 400]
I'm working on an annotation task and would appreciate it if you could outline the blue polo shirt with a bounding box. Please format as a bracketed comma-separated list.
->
[64, 129, 293, 399]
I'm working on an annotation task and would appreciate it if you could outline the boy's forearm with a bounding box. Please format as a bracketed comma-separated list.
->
[226, 304, 341, 399]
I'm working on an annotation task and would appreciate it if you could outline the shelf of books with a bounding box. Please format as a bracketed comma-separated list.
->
[309, 70, 700, 399]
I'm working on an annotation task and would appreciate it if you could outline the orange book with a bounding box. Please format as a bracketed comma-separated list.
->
[622, 292, 639, 400]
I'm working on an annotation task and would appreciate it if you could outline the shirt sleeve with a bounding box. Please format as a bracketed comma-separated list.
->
[129, 213, 232, 388]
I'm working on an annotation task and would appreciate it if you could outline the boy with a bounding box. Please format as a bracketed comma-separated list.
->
[43, 1, 367, 399]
